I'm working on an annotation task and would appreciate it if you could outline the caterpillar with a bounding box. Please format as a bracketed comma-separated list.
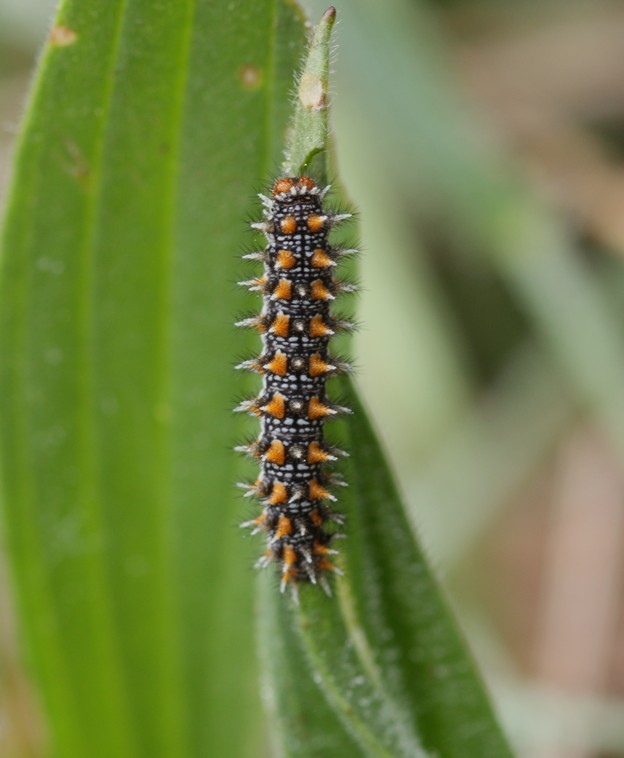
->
[235, 176, 356, 601]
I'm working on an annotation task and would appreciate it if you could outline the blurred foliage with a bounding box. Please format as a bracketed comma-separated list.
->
[2, 0, 624, 756]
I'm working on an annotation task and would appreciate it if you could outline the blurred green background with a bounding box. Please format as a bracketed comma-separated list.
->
[2, 0, 624, 756]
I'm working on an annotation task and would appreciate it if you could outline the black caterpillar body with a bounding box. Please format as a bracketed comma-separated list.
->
[236, 176, 355, 600]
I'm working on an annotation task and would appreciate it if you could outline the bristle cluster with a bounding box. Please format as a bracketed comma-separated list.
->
[236, 176, 355, 600]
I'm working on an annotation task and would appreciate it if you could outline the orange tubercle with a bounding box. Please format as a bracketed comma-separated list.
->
[308, 441, 332, 464]
[309, 509, 323, 526]
[265, 440, 286, 465]
[275, 514, 293, 539]
[280, 216, 297, 234]
[308, 396, 332, 420]
[273, 177, 296, 195]
[298, 176, 316, 191]
[265, 352, 288, 376]
[309, 315, 332, 338]
[309, 479, 332, 501]
[268, 482, 288, 505]
[310, 279, 332, 301]
[283, 544, 298, 568]
[262, 393, 286, 419]
[272, 279, 292, 300]
[311, 248, 334, 268]
[309, 353, 331, 377]
[307, 214, 325, 233]
[269, 313, 290, 337]
[313, 542, 331, 555]
[276, 249, 296, 269]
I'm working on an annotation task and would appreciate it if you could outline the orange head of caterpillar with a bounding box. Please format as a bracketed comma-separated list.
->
[272, 176, 317, 197]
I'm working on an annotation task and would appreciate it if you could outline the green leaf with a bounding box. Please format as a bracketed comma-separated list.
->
[261, 380, 513, 757]
[283, 5, 336, 181]
[257, 9, 512, 756]
[0, 1, 305, 756]
[257, 573, 362, 757]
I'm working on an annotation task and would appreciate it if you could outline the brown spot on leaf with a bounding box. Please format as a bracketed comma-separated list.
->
[299, 73, 326, 111]
[240, 65, 262, 90]
[50, 26, 78, 47]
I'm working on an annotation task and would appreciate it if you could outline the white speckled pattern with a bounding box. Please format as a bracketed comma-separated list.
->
[235, 177, 355, 600]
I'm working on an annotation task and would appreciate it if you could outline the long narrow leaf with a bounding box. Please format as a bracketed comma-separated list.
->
[0, 1, 305, 755]
[258, 8, 512, 755]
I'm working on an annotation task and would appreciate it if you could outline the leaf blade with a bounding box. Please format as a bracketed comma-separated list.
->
[257, 7, 512, 754]
[331, 378, 512, 756]
[0, 1, 305, 756]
